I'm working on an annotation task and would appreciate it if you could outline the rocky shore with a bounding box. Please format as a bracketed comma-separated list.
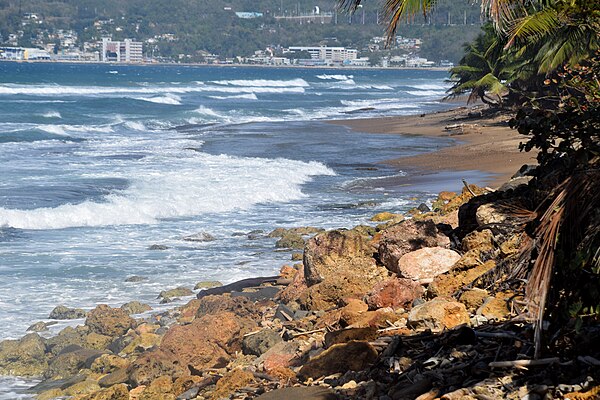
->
[2, 169, 599, 400]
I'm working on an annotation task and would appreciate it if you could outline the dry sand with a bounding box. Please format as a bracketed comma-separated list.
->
[330, 106, 537, 188]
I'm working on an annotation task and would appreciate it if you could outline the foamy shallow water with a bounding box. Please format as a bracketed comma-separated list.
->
[0, 63, 491, 394]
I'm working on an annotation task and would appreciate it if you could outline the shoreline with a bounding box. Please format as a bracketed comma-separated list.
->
[329, 105, 537, 188]
[0, 59, 450, 72]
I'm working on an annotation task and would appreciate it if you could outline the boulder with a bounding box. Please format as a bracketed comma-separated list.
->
[120, 332, 162, 355]
[268, 227, 323, 238]
[299, 229, 386, 310]
[324, 327, 378, 348]
[127, 348, 188, 387]
[183, 232, 215, 242]
[45, 348, 104, 379]
[62, 380, 101, 397]
[397, 247, 462, 282]
[49, 305, 87, 320]
[193, 281, 222, 290]
[0, 333, 48, 376]
[461, 229, 495, 252]
[429, 260, 496, 297]
[84, 332, 113, 350]
[27, 321, 50, 332]
[408, 298, 470, 332]
[370, 212, 404, 222]
[297, 341, 378, 380]
[242, 329, 283, 356]
[91, 354, 129, 375]
[476, 203, 507, 226]
[121, 301, 152, 315]
[256, 387, 338, 400]
[125, 276, 147, 283]
[160, 311, 255, 372]
[76, 383, 129, 400]
[211, 369, 255, 400]
[366, 278, 424, 310]
[138, 375, 175, 400]
[275, 232, 305, 249]
[46, 326, 89, 355]
[148, 244, 169, 250]
[158, 287, 193, 299]
[459, 288, 489, 312]
[259, 341, 300, 373]
[477, 294, 512, 321]
[85, 305, 136, 337]
[377, 220, 451, 275]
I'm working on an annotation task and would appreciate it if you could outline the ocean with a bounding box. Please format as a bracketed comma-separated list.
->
[0, 62, 481, 395]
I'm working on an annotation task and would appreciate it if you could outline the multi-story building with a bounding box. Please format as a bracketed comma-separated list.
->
[101, 38, 143, 63]
[287, 46, 357, 63]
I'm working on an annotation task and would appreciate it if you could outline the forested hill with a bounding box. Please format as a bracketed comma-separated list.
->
[0, 0, 484, 62]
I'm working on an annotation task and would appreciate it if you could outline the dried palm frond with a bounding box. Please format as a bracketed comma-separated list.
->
[521, 164, 600, 358]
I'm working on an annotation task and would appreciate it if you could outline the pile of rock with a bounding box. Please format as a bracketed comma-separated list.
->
[1, 184, 599, 399]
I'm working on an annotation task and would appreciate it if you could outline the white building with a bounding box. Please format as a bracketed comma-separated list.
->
[288, 46, 357, 63]
[101, 38, 143, 63]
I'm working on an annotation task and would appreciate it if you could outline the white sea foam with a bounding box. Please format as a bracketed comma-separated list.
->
[124, 121, 147, 131]
[40, 124, 114, 134]
[405, 90, 446, 97]
[211, 78, 309, 87]
[316, 74, 354, 81]
[135, 94, 182, 105]
[409, 83, 448, 90]
[0, 154, 335, 230]
[208, 93, 258, 100]
[0, 84, 305, 96]
[41, 111, 62, 118]
[194, 106, 225, 118]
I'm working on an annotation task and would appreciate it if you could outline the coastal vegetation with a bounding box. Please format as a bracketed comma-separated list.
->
[342, 0, 600, 357]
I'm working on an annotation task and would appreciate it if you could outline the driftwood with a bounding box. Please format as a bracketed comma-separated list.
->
[489, 357, 560, 368]
[196, 276, 280, 298]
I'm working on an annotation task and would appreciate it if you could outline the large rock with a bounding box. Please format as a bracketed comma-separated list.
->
[158, 287, 193, 300]
[160, 311, 255, 372]
[121, 301, 152, 315]
[461, 229, 495, 252]
[300, 229, 386, 310]
[408, 298, 470, 332]
[275, 232, 305, 249]
[45, 348, 104, 379]
[0, 333, 48, 376]
[137, 375, 176, 400]
[365, 278, 424, 310]
[397, 247, 461, 282]
[211, 369, 255, 400]
[127, 348, 188, 387]
[377, 220, 451, 274]
[297, 341, 378, 380]
[77, 383, 129, 400]
[49, 305, 87, 320]
[242, 329, 282, 356]
[46, 326, 89, 355]
[429, 259, 496, 297]
[86, 305, 136, 337]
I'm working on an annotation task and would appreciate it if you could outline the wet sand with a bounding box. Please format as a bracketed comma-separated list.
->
[330, 106, 537, 188]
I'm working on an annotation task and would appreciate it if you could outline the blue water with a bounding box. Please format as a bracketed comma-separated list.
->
[0, 62, 487, 395]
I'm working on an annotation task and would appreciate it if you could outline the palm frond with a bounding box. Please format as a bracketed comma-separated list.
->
[505, 7, 560, 48]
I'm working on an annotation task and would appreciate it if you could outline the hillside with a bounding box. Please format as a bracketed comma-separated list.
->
[0, 0, 483, 62]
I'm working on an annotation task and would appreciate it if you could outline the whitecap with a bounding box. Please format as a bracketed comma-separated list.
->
[316, 74, 354, 81]
[0, 155, 336, 230]
[208, 93, 258, 100]
[211, 78, 309, 87]
[134, 94, 182, 105]
[41, 111, 62, 119]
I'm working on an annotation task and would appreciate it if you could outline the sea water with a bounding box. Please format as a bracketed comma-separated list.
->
[0, 63, 484, 396]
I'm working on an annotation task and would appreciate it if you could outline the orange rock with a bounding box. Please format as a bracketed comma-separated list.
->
[366, 277, 424, 310]
[85, 305, 136, 337]
[408, 298, 470, 332]
[211, 369, 255, 400]
[429, 260, 496, 297]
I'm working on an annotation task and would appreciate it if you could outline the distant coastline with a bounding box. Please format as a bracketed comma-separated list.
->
[0, 58, 451, 72]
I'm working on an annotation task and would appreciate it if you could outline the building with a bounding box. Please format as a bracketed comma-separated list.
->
[287, 46, 357, 63]
[0, 47, 51, 60]
[101, 38, 143, 63]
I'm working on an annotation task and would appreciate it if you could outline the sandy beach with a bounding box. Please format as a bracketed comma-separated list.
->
[331, 106, 537, 188]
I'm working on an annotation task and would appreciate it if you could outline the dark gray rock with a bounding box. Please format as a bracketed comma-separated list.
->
[125, 275, 147, 283]
[98, 367, 128, 387]
[49, 305, 87, 320]
[27, 321, 50, 332]
[417, 203, 431, 212]
[183, 232, 215, 242]
[148, 244, 169, 250]
[120, 301, 152, 315]
[242, 329, 283, 356]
